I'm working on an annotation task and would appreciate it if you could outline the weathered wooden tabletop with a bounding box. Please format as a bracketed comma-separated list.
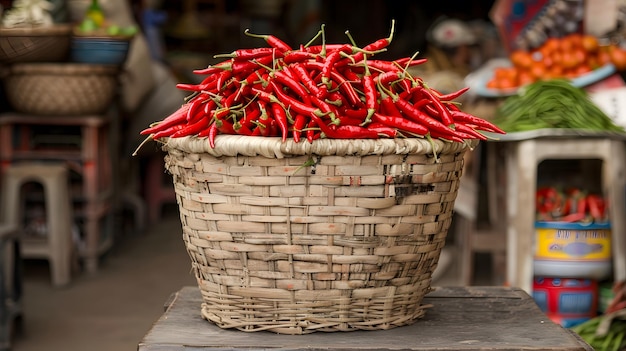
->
[138, 286, 592, 351]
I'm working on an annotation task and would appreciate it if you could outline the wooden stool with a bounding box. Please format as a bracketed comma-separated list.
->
[499, 133, 626, 292]
[0, 163, 74, 287]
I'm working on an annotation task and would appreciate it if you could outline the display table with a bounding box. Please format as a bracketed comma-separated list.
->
[491, 129, 626, 293]
[138, 286, 592, 351]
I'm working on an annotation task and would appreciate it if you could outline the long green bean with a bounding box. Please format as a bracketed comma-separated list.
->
[571, 316, 626, 351]
[494, 79, 625, 133]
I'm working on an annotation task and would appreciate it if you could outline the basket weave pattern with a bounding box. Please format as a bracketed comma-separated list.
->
[0, 25, 72, 63]
[162, 135, 471, 334]
[4, 63, 118, 116]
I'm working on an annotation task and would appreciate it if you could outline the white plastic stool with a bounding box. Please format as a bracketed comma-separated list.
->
[0, 163, 74, 287]
[499, 133, 626, 293]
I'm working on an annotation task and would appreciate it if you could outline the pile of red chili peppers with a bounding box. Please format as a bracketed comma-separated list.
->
[140, 21, 505, 148]
[536, 186, 609, 223]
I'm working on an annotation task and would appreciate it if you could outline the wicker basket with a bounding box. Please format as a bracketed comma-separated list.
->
[3, 63, 118, 116]
[161, 135, 475, 334]
[0, 24, 72, 63]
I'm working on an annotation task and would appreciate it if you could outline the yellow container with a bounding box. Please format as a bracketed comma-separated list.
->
[534, 221, 612, 279]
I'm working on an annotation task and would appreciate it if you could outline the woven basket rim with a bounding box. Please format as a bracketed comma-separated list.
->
[160, 135, 477, 158]
[0, 24, 72, 36]
[9, 63, 119, 75]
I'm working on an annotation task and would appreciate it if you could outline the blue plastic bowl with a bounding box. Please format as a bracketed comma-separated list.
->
[71, 36, 131, 65]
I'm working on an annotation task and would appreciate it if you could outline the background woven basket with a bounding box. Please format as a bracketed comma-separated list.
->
[0, 24, 72, 63]
[161, 135, 474, 334]
[3, 63, 119, 116]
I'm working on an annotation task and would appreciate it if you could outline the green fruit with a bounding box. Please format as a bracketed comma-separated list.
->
[79, 18, 97, 33]
[121, 25, 138, 37]
[107, 25, 120, 36]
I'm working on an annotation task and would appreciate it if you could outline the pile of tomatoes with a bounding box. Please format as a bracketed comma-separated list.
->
[487, 33, 626, 91]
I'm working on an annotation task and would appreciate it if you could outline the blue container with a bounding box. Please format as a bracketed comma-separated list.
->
[71, 36, 131, 66]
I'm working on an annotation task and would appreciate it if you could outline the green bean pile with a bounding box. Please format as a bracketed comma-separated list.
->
[571, 314, 626, 351]
[494, 79, 625, 133]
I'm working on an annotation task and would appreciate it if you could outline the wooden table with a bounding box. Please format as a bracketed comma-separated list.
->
[138, 286, 592, 351]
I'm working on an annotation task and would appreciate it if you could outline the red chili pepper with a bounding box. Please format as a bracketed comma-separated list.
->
[340, 107, 368, 120]
[394, 57, 428, 67]
[433, 87, 470, 101]
[282, 50, 317, 64]
[374, 71, 404, 86]
[394, 97, 459, 139]
[292, 114, 307, 143]
[380, 92, 402, 118]
[311, 114, 378, 139]
[302, 61, 361, 107]
[273, 70, 311, 105]
[417, 87, 454, 127]
[354, 59, 403, 74]
[428, 131, 464, 143]
[140, 104, 190, 135]
[199, 121, 219, 147]
[151, 124, 186, 139]
[587, 194, 605, 221]
[321, 50, 342, 88]
[306, 118, 318, 143]
[267, 81, 318, 117]
[214, 47, 277, 60]
[336, 20, 395, 67]
[449, 110, 506, 134]
[362, 64, 378, 125]
[233, 120, 254, 135]
[271, 103, 289, 142]
[171, 115, 211, 138]
[337, 115, 363, 126]
[453, 123, 487, 140]
[243, 29, 292, 53]
[255, 100, 273, 137]
[239, 107, 261, 131]
[175, 80, 218, 92]
[310, 95, 339, 124]
[193, 55, 274, 76]
[186, 96, 206, 122]
[366, 123, 397, 138]
[304, 44, 350, 54]
[216, 70, 233, 91]
[240, 68, 265, 87]
[291, 63, 323, 97]
[371, 112, 428, 136]
[362, 20, 395, 52]
[249, 86, 280, 104]
[216, 118, 236, 134]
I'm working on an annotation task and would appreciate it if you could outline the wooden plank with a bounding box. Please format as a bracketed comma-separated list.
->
[138, 286, 592, 351]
